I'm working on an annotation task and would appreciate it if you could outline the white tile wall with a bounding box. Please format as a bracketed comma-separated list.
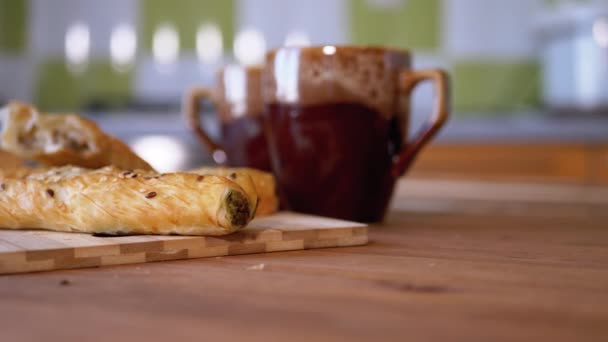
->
[409, 53, 452, 130]
[0, 56, 34, 102]
[136, 0, 351, 101]
[237, 0, 349, 48]
[442, 0, 544, 60]
[28, 0, 139, 58]
[2, 0, 553, 106]
[133, 54, 219, 102]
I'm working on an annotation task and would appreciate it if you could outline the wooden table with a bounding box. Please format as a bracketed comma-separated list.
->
[0, 178, 607, 341]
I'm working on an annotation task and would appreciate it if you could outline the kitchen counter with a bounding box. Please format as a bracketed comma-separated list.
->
[1, 178, 607, 341]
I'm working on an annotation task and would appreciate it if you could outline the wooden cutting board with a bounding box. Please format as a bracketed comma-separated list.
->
[0, 212, 367, 275]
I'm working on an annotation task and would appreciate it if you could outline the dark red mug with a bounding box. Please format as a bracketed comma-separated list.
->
[184, 64, 272, 171]
[263, 46, 450, 222]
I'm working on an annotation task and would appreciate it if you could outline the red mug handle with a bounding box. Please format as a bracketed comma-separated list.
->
[183, 87, 224, 155]
[392, 69, 450, 177]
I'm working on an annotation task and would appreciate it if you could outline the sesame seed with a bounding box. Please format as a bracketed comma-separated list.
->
[46, 189, 55, 197]
[145, 192, 157, 199]
[196, 175, 205, 182]
[0, 183, 5, 190]
[229, 172, 237, 179]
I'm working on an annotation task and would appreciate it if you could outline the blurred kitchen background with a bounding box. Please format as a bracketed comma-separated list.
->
[0, 0, 607, 183]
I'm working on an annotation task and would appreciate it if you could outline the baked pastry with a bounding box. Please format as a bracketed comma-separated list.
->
[0, 150, 27, 179]
[0, 166, 254, 235]
[0, 101, 154, 171]
[191, 167, 278, 216]
[200, 170, 260, 219]
[0, 149, 24, 170]
[0, 165, 265, 219]
[0, 166, 35, 179]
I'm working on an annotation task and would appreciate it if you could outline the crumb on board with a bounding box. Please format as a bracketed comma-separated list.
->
[246, 263, 265, 271]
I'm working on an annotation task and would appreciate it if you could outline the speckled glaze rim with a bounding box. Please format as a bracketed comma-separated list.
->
[265, 45, 411, 63]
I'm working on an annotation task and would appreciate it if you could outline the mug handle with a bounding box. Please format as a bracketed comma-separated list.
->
[183, 87, 223, 154]
[392, 69, 450, 177]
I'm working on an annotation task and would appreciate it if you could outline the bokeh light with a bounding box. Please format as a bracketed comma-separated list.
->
[234, 28, 266, 66]
[593, 18, 608, 48]
[322, 45, 336, 55]
[131, 135, 187, 172]
[153, 24, 180, 69]
[65, 22, 90, 73]
[110, 24, 137, 72]
[196, 23, 223, 65]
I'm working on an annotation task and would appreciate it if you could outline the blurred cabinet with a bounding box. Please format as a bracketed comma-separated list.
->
[3, 141, 607, 186]
[589, 146, 608, 185]
[410, 143, 608, 185]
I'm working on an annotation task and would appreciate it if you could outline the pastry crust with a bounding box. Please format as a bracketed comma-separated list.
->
[0, 166, 35, 179]
[0, 149, 24, 170]
[0, 166, 253, 235]
[191, 167, 278, 216]
[0, 102, 154, 171]
[201, 170, 260, 220]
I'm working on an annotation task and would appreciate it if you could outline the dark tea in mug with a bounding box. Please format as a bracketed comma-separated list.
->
[263, 46, 449, 222]
[185, 65, 271, 171]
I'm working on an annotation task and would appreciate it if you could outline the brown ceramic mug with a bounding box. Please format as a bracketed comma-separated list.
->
[184, 64, 271, 171]
[263, 46, 450, 222]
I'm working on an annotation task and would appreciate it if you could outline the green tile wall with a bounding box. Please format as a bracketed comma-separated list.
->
[452, 61, 541, 113]
[35, 60, 133, 111]
[350, 0, 440, 50]
[32, 1, 236, 110]
[28, 0, 543, 114]
[0, 0, 27, 52]
[141, 0, 235, 51]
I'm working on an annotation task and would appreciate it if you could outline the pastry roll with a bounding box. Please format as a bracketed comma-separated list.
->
[0, 149, 24, 170]
[0, 166, 253, 235]
[0, 166, 35, 180]
[204, 170, 259, 220]
[190, 167, 278, 216]
[0, 102, 154, 171]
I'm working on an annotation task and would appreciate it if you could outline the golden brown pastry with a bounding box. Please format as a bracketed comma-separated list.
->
[0, 166, 35, 180]
[191, 167, 278, 216]
[0, 166, 264, 220]
[0, 149, 26, 184]
[203, 170, 260, 219]
[0, 149, 24, 170]
[0, 101, 154, 171]
[0, 166, 254, 235]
